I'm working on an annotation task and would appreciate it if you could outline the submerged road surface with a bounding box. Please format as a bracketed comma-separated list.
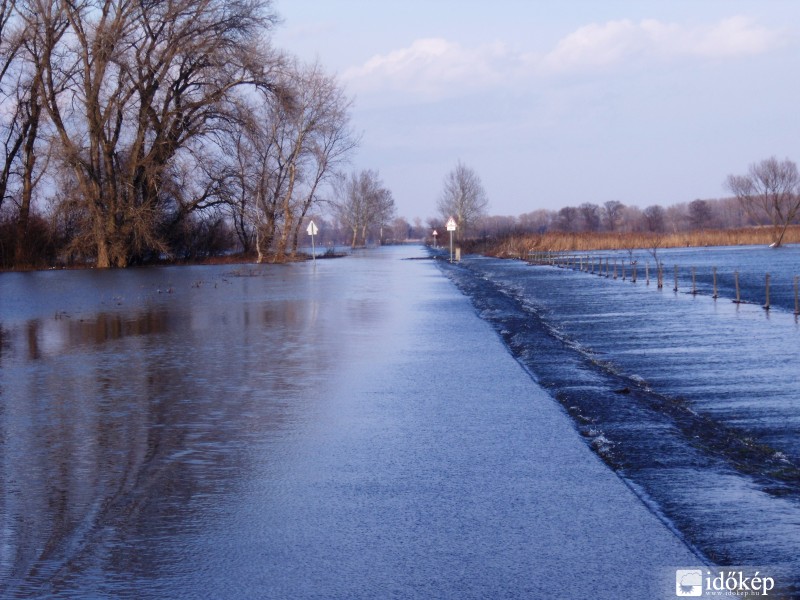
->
[1, 246, 699, 598]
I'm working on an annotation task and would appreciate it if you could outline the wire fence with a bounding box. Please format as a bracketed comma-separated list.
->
[527, 251, 800, 316]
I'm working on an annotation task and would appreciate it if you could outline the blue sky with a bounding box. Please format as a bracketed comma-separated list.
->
[273, 1, 800, 221]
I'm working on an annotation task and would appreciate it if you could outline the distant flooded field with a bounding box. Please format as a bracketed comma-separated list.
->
[570, 244, 800, 311]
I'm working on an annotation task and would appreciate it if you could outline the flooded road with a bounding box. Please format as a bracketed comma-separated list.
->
[1, 247, 701, 598]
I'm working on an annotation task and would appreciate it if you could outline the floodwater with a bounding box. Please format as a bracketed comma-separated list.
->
[441, 245, 800, 597]
[0, 247, 708, 599]
[1, 244, 796, 598]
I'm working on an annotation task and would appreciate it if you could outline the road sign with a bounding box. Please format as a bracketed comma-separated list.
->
[446, 218, 457, 262]
[306, 220, 318, 265]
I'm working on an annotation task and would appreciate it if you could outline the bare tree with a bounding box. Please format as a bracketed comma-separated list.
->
[688, 199, 713, 230]
[725, 156, 800, 247]
[555, 206, 578, 232]
[221, 122, 261, 255]
[437, 161, 489, 239]
[334, 169, 395, 248]
[578, 202, 601, 232]
[619, 205, 644, 232]
[0, 0, 25, 214]
[602, 200, 625, 232]
[271, 60, 357, 259]
[412, 216, 423, 239]
[368, 185, 395, 245]
[518, 209, 551, 234]
[225, 91, 289, 262]
[26, 0, 279, 267]
[716, 197, 748, 228]
[0, 1, 55, 266]
[389, 216, 411, 242]
[642, 205, 666, 232]
[218, 58, 355, 263]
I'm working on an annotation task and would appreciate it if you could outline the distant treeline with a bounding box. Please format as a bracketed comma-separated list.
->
[451, 157, 800, 252]
[429, 192, 799, 256]
[468, 197, 772, 240]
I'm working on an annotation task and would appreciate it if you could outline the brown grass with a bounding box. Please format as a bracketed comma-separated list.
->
[480, 225, 800, 258]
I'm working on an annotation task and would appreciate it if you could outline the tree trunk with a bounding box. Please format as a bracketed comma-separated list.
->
[96, 236, 111, 269]
[773, 222, 789, 247]
[275, 215, 293, 260]
[15, 83, 42, 266]
[275, 164, 298, 261]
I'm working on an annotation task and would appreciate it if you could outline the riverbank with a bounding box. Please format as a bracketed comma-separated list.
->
[0, 247, 352, 273]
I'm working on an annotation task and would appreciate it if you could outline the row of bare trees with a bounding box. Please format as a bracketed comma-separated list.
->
[0, 0, 374, 269]
[462, 157, 800, 248]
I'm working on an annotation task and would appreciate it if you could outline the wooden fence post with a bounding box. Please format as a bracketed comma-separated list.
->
[712, 267, 718, 299]
[673, 265, 679, 292]
[734, 271, 741, 304]
[763, 273, 770, 311]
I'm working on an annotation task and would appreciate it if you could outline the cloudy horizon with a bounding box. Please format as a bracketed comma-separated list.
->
[274, 1, 800, 221]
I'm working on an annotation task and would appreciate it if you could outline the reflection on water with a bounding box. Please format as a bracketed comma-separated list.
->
[0, 258, 377, 597]
[17, 311, 172, 360]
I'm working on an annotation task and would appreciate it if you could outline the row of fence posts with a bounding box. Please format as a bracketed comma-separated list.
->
[526, 251, 800, 316]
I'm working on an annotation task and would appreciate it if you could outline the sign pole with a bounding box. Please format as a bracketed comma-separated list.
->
[306, 220, 319, 265]
[446, 217, 457, 262]
[449, 230, 453, 262]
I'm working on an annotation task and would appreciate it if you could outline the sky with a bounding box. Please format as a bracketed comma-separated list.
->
[272, 0, 800, 222]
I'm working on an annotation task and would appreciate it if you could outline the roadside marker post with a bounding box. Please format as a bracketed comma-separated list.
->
[446, 217, 457, 262]
[306, 220, 318, 265]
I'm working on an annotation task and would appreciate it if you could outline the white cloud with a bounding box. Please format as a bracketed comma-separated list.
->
[542, 16, 783, 72]
[342, 16, 786, 101]
[342, 37, 512, 100]
[541, 19, 649, 72]
[689, 16, 779, 58]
